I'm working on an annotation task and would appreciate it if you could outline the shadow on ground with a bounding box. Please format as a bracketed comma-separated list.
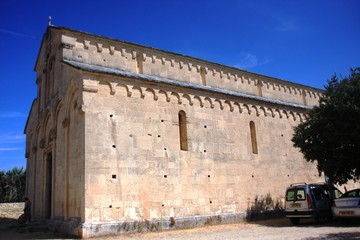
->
[0, 217, 76, 239]
[306, 232, 360, 240]
[251, 216, 360, 229]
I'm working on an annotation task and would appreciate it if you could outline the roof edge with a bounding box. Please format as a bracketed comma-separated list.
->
[50, 25, 323, 92]
[62, 59, 312, 111]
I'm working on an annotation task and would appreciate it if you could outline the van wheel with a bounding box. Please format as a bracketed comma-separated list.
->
[290, 218, 300, 225]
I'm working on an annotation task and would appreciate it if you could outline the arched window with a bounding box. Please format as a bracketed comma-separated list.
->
[178, 110, 188, 151]
[250, 121, 258, 154]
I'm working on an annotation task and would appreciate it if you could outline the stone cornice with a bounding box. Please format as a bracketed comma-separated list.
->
[63, 59, 311, 111]
[56, 26, 323, 101]
[63, 60, 308, 122]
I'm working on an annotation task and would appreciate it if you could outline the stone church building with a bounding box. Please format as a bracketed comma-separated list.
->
[25, 26, 336, 237]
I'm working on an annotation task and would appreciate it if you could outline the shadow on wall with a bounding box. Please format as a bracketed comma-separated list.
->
[246, 193, 284, 221]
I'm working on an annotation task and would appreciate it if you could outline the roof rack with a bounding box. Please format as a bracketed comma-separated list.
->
[290, 182, 307, 186]
[289, 182, 327, 187]
[309, 182, 326, 185]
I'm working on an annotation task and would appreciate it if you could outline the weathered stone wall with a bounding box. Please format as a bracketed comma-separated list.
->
[0, 202, 24, 219]
[81, 70, 322, 225]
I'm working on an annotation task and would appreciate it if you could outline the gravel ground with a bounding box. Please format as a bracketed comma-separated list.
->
[1, 217, 360, 239]
[101, 218, 360, 240]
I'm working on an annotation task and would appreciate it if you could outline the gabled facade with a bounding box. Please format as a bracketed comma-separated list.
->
[25, 26, 330, 237]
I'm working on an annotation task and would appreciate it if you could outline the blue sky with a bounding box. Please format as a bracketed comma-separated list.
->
[0, 0, 359, 171]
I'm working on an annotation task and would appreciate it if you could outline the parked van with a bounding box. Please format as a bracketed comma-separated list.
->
[285, 182, 342, 224]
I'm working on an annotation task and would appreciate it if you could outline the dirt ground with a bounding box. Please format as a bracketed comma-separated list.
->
[1, 217, 360, 239]
[0, 217, 71, 239]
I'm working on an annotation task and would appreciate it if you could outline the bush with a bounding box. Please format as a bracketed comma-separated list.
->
[246, 193, 284, 221]
[0, 167, 26, 203]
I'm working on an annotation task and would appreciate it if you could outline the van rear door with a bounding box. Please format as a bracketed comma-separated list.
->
[285, 187, 309, 213]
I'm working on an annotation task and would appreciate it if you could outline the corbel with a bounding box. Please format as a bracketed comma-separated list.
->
[109, 46, 115, 55]
[131, 50, 137, 59]
[187, 62, 192, 71]
[241, 76, 246, 83]
[84, 40, 90, 49]
[212, 69, 216, 76]
[96, 43, 103, 53]
[110, 82, 117, 95]
[195, 65, 201, 73]
[142, 53, 147, 62]
[234, 74, 238, 82]
[119, 48, 125, 57]
[226, 72, 231, 79]
[161, 57, 166, 65]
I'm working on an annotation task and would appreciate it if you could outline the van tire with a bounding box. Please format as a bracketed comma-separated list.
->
[290, 218, 300, 225]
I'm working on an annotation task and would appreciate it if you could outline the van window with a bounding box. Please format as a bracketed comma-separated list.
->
[343, 190, 358, 198]
[286, 189, 306, 201]
[333, 189, 342, 199]
[286, 190, 295, 201]
[312, 188, 325, 200]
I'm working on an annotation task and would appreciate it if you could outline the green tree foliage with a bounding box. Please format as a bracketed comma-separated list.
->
[292, 68, 360, 185]
[0, 167, 26, 203]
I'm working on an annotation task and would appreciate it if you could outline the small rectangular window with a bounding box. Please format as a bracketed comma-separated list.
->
[286, 189, 306, 201]
[250, 121, 258, 154]
[178, 110, 188, 151]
